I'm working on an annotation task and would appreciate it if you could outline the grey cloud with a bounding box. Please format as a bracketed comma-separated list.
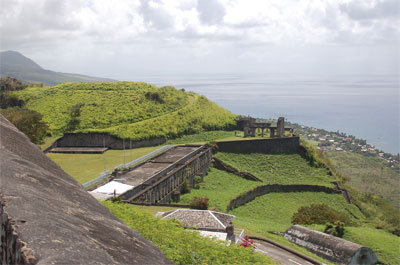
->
[340, 0, 400, 20]
[197, 0, 225, 25]
[138, 0, 173, 30]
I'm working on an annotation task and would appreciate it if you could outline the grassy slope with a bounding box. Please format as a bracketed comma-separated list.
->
[214, 152, 333, 186]
[183, 151, 398, 264]
[48, 146, 163, 183]
[180, 168, 260, 211]
[14, 82, 236, 140]
[326, 151, 400, 207]
[101, 201, 274, 265]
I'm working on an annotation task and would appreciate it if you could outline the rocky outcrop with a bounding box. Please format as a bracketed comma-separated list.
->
[0, 115, 172, 265]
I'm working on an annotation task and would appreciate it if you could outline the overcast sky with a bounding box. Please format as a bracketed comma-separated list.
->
[1, 0, 399, 79]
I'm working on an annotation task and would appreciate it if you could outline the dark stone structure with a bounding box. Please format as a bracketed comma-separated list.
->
[46, 132, 166, 152]
[227, 184, 341, 211]
[119, 145, 213, 204]
[284, 225, 378, 265]
[0, 115, 172, 265]
[216, 137, 300, 154]
[236, 116, 291, 138]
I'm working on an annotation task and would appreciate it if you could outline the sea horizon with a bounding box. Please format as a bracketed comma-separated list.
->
[121, 73, 399, 155]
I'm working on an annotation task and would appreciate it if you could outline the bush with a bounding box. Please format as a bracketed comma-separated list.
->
[324, 221, 345, 238]
[180, 179, 191, 194]
[291, 204, 350, 225]
[1, 107, 48, 144]
[190, 197, 209, 210]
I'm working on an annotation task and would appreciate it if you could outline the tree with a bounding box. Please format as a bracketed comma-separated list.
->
[1, 107, 48, 144]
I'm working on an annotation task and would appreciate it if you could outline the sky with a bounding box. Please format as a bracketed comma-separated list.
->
[0, 0, 399, 79]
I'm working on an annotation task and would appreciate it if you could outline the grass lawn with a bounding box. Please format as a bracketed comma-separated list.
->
[214, 152, 334, 186]
[180, 167, 260, 211]
[47, 145, 164, 183]
[230, 191, 364, 233]
[102, 201, 274, 265]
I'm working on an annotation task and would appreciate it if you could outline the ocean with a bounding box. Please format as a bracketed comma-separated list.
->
[127, 73, 399, 154]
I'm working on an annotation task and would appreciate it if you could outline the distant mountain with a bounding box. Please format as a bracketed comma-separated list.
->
[0, 51, 115, 85]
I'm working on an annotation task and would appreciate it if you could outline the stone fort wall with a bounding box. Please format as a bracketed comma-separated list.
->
[226, 184, 340, 211]
[51, 133, 166, 150]
[216, 137, 300, 153]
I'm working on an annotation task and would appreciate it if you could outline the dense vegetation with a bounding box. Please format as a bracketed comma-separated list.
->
[101, 201, 274, 265]
[326, 151, 399, 207]
[14, 82, 236, 140]
[0, 77, 48, 143]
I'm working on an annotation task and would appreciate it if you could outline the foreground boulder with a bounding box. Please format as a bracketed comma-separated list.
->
[0, 115, 172, 265]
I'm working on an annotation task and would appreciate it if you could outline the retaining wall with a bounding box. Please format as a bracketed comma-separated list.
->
[212, 157, 262, 182]
[227, 184, 340, 211]
[216, 137, 300, 153]
[52, 133, 166, 150]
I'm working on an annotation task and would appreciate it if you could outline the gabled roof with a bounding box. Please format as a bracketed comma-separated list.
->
[157, 209, 235, 230]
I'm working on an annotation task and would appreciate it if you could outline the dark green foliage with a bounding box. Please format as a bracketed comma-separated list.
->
[65, 103, 85, 132]
[1, 107, 48, 144]
[180, 179, 191, 194]
[190, 197, 209, 210]
[291, 204, 350, 225]
[0, 93, 25, 109]
[324, 221, 345, 238]
[145, 91, 164, 103]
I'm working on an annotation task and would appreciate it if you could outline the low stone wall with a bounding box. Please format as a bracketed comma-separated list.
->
[284, 225, 378, 265]
[212, 157, 262, 182]
[216, 137, 300, 153]
[1, 201, 35, 265]
[53, 132, 166, 150]
[227, 184, 340, 211]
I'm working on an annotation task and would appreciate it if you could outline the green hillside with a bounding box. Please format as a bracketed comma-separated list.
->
[180, 150, 399, 264]
[14, 82, 236, 140]
[326, 151, 400, 207]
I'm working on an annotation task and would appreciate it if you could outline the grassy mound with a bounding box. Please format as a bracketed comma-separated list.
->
[101, 201, 274, 265]
[14, 82, 236, 139]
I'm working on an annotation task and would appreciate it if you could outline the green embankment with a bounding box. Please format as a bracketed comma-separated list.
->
[101, 201, 274, 265]
[214, 152, 333, 186]
[326, 151, 400, 207]
[14, 82, 236, 140]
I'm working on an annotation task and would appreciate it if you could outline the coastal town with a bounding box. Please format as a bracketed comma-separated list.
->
[289, 123, 400, 169]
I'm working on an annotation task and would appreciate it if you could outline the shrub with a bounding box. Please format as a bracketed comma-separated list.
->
[1, 107, 48, 144]
[190, 197, 209, 210]
[291, 204, 350, 225]
[180, 179, 191, 194]
[324, 221, 345, 238]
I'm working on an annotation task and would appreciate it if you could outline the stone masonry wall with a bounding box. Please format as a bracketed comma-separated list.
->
[216, 137, 300, 153]
[55, 133, 166, 150]
[227, 184, 340, 211]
